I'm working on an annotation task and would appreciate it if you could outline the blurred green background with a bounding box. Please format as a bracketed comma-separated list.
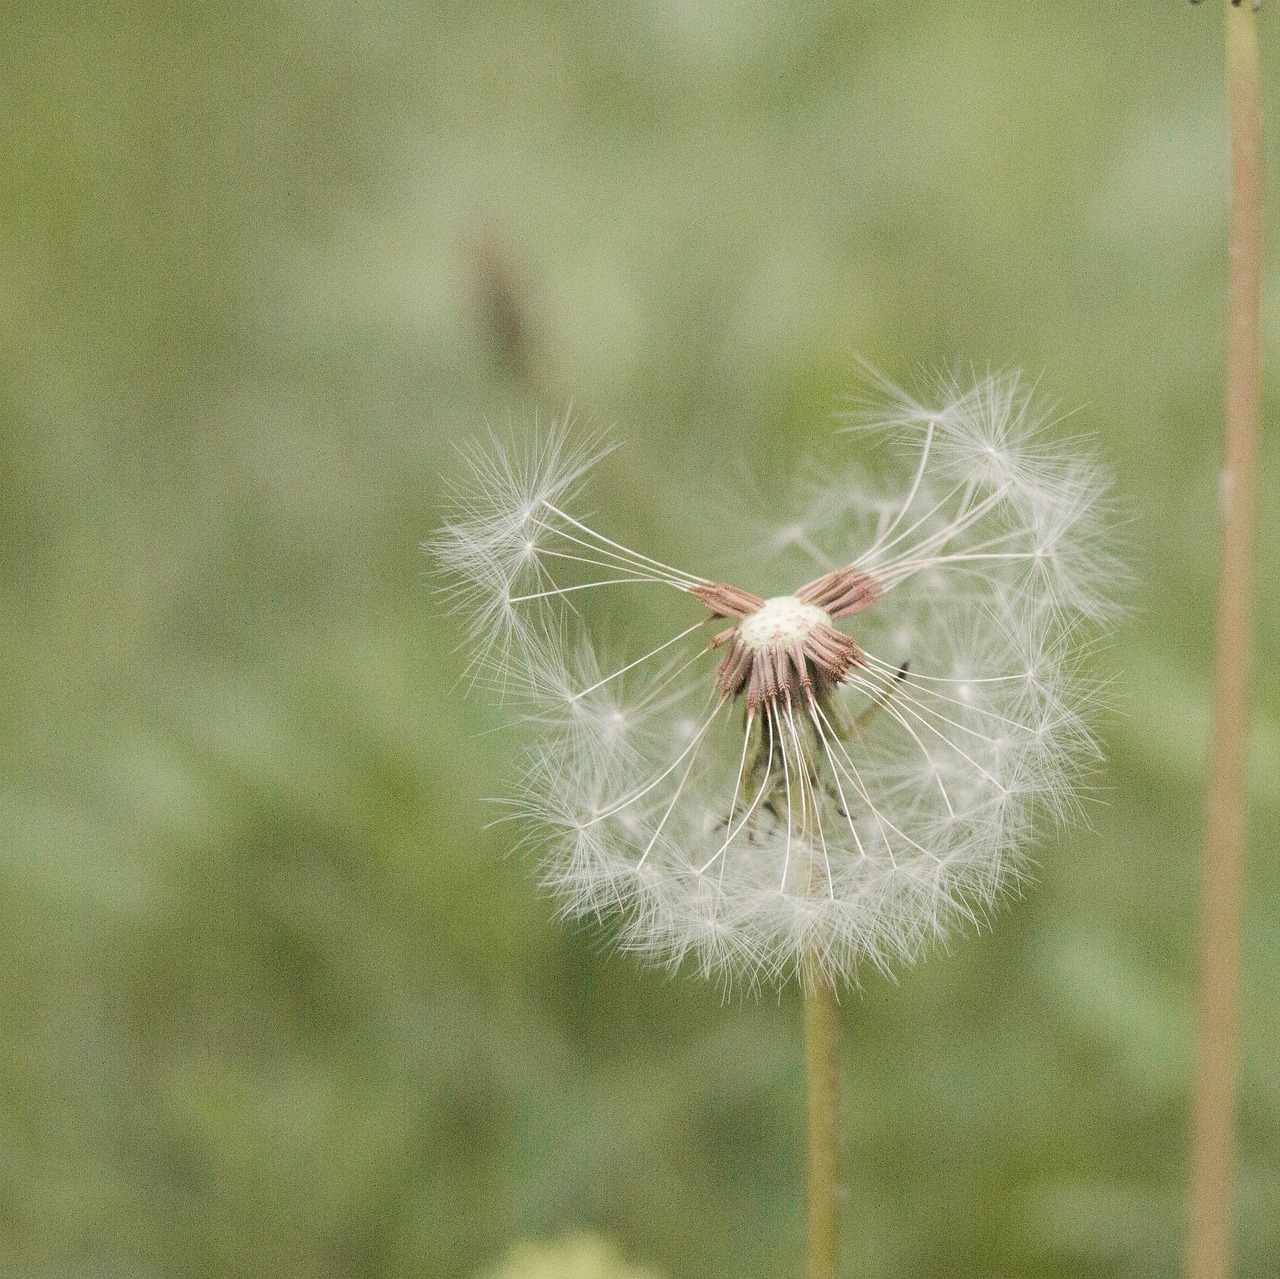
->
[3, 4, 1279, 1277]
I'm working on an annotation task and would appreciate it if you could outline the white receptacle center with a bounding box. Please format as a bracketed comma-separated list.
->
[738, 596, 830, 652]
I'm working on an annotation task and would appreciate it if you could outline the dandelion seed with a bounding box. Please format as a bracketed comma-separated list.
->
[433, 372, 1120, 991]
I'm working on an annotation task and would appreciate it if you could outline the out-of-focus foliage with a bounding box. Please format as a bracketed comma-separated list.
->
[477, 1233, 665, 1279]
[2, 3, 1278, 1277]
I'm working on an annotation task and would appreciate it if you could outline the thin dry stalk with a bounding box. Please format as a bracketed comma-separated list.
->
[804, 967, 842, 1279]
[1188, 5, 1264, 1278]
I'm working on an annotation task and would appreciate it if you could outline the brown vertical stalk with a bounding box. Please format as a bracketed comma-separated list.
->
[1188, 5, 1263, 1279]
[804, 966, 842, 1279]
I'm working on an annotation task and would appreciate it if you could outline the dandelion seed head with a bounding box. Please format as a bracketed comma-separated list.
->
[436, 370, 1121, 991]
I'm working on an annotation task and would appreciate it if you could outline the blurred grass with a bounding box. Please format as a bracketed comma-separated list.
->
[2, 3, 1279, 1277]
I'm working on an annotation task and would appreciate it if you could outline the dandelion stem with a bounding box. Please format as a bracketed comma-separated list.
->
[1189, 6, 1263, 1279]
[804, 960, 842, 1279]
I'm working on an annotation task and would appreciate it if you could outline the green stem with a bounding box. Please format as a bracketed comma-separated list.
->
[804, 964, 842, 1279]
[1189, 5, 1263, 1279]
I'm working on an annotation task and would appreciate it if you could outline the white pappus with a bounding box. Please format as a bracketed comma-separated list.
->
[434, 370, 1121, 992]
